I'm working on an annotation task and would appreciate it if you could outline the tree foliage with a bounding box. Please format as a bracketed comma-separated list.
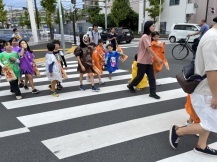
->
[119, 9, 138, 30]
[145, 0, 165, 22]
[24, 10, 31, 28]
[0, 0, 7, 28]
[85, 1, 102, 24]
[111, 0, 131, 26]
[18, 15, 25, 29]
[41, 0, 57, 39]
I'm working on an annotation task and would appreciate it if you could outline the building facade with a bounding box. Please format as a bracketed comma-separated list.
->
[145, 0, 217, 34]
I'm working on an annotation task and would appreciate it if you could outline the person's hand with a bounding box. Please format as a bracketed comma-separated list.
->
[50, 73, 53, 77]
[211, 96, 217, 109]
[187, 34, 192, 37]
[81, 65, 85, 71]
[10, 57, 17, 62]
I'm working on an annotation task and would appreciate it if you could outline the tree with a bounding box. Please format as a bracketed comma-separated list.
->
[119, 9, 138, 30]
[41, 0, 57, 39]
[85, 1, 101, 24]
[0, 0, 7, 28]
[111, 0, 131, 26]
[145, 0, 165, 22]
[19, 15, 25, 29]
[24, 10, 31, 28]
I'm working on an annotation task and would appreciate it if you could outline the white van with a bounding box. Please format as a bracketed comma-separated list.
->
[168, 23, 201, 43]
[86, 26, 103, 35]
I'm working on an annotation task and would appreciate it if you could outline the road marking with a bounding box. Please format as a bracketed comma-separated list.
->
[0, 127, 30, 138]
[42, 109, 188, 159]
[2, 77, 177, 109]
[0, 69, 127, 87]
[17, 88, 186, 128]
[37, 64, 77, 71]
[157, 142, 217, 162]
[0, 74, 131, 97]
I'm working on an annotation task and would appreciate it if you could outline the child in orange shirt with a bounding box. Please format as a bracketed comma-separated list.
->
[151, 31, 169, 85]
[90, 42, 104, 84]
[96, 39, 106, 70]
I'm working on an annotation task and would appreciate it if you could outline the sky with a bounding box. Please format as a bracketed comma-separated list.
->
[3, 0, 83, 11]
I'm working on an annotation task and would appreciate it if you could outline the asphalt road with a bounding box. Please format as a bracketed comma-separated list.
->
[0, 40, 216, 162]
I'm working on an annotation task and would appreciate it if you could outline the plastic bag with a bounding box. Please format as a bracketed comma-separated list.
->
[2, 67, 17, 82]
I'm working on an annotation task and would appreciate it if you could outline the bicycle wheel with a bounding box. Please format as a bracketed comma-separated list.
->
[172, 44, 189, 60]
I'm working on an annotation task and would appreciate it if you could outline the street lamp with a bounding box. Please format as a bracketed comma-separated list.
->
[159, 0, 162, 34]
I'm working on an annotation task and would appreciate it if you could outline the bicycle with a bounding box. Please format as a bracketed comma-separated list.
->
[172, 36, 194, 60]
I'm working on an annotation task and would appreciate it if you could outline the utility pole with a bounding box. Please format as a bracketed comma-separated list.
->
[58, 0, 66, 55]
[71, 0, 77, 45]
[138, 0, 144, 34]
[104, 0, 108, 29]
[205, 0, 209, 22]
[34, 0, 39, 29]
[159, 0, 162, 33]
[27, 0, 38, 42]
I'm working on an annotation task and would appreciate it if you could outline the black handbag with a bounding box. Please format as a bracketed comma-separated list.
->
[176, 62, 206, 94]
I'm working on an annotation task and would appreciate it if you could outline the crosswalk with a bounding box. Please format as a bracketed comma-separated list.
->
[0, 60, 216, 161]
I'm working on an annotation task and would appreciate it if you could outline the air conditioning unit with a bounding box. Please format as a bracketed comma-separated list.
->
[194, 3, 198, 8]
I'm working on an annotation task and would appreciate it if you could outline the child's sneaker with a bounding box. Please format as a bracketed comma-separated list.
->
[32, 89, 39, 94]
[92, 86, 100, 92]
[16, 96, 22, 100]
[79, 85, 85, 91]
[57, 85, 63, 90]
[51, 92, 59, 97]
[24, 85, 29, 90]
[169, 125, 181, 149]
[194, 145, 217, 156]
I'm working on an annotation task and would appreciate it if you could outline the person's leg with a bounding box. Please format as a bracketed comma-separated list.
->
[90, 73, 100, 91]
[24, 75, 28, 88]
[51, 80, 59, 97]
[192, 38, 199, 59]
[176, 124, 209, 149]
[26, 74, 39, 93]
[79, 73, 85, 90]
[10, 79, 21, 98]
[145, 65, 160, 99]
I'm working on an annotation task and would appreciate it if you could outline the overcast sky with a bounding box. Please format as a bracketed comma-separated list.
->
[3, 0, 83, 10]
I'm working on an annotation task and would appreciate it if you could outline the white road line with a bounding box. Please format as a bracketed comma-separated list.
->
[0, 127, 30, 138]
[42, 109, 188, 159]
[0, 69, 127, 87]
[37, 64, 77, 71]
[17, 88, 186, 128]
[157, 142, 217, 162]
[0, 74, 131, 97]
[2, 77, 178, 109]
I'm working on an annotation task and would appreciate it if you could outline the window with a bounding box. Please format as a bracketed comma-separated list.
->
[186, 25, 198, 31]
[174, 25, 186, 30]
[170, 0, 180, 6]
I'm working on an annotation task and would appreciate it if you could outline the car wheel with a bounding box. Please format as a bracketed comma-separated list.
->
[169, 36, 176, 43]
[126, 40, 131, 43]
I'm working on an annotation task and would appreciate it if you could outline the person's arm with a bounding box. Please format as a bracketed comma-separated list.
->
[147, 47, 163, 64]
[77, 56, 85, 71]
[18, 48, 25, 57]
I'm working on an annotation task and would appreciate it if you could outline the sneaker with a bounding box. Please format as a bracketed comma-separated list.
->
[86, 76, 91, 82]
[48, 85, 51, 89]
[32, 89, 39, 94]
[57, 85, 62, 90]
[149, 93, 160, 99]
[127, 84, 136, 93]
[92, 86, 100, 92]
[169, 125, 181, 149]
[16, 96, 22, 100]
[51, 92, 59, 97]
[99, 80, 105, 85]
[19, 83, 24, 88]
[79, 85, 85, 91]
[24, 85, 29, 90]
[194, 146, 217, 156]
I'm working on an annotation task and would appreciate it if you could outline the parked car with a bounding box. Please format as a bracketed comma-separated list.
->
[0, 29, 31, 42]
[101, 27, 134, 44]
[168, 23, 201, 43]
